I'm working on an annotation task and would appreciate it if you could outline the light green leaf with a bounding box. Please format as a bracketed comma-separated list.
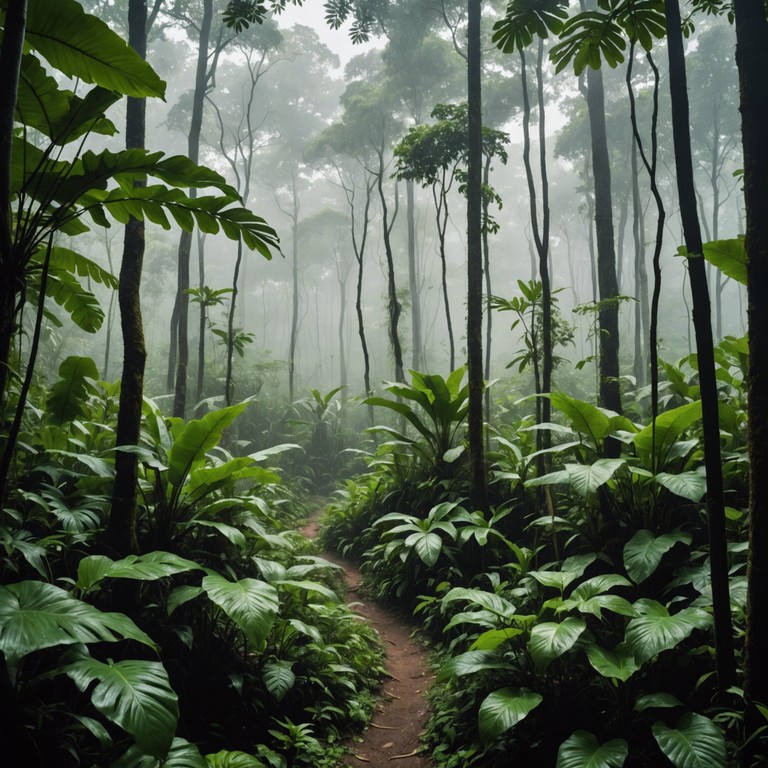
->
[652, 713, 726, 768]
[262, 660, 295, 701]
[113, 737, 207, 768]
[623, 530, 692, 584]
[548, 392, 613, 446]
[470, 628, 524, 651]
[438, 650, 510, 680]
[77, 552, 202, 592]
[64, 656, 178, 758]
[440, 587, 518, 621]
[201, 572, 279, 649]
[556, 730, 628, 768]
[204, 751, 265, 768]
[633, 402, 703, 469]
[405, 530, 443, 566]
[528, 618, 587, 671]
[701, 239, 746, 286]
[584, 643, 639, 682]
[564, 459, 625, 496]
[655, 471, 707, 503]
[478, 687, 543, 745]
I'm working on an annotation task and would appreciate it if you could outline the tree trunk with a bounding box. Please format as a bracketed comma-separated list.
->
[466, 0, 487, 511]
[106, 0, 148, 557]
[288, 176, 300, 401]
[483, 155, 493, 431]
[172, 0, 212, 418]
[665, 0, 735, 692]
[407, 178, 421, 371]
[196, 232, 206, 403]
[435, 180, 455, 370]
[732, 0, 768, 757]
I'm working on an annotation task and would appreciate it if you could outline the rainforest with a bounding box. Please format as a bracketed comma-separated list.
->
[1, 0, 767, 766]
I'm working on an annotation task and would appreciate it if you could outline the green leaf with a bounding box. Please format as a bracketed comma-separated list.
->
[633, 401, 703, 469]
[655, 471, 707, 503]
[440, 587, 518, 621]
[262, 660, 295, 702]
[634, 692, 683, 711]
[438, 650, 511, 680]
[623, 530, 692, 584]
[564, 459, 625, 496]
[204, 751, 265, 768]
[478, 687, 543, 745]
[201, 572, 279, 649]
[44, 268, 105, 331]
[405, 530, 443, 566]
[556, 730, 628, 768]
[700, 239, 746, 286]
[25, 0, 166, 98]
[64, 656, 178, 758]
[45, 356, 100, 424]
[49, 246, 118, 288]
[548, 393, 613, 446]
[624, 600, 712, 664]
[166, 404, 250, 491]
[114, 738, 207, 768]
[77, 552, 203, 592]
[470, 628, 525, 651]
[652, 713, 727, 768]
[584, 643, 639, 682]
[528, 617, 587, 671]
[0, 581, 155, 666]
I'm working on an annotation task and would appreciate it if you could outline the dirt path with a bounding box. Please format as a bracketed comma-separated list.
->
[301, 519, 433, 768]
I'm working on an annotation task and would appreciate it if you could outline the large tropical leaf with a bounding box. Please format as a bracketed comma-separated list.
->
[201, 572, 279, 649]
[204, 751, 265, 768]
[624, 599, 712, 664]
[440, 586, 518, 622]
[24, 0, 165, 98]
[652, 713, 727, 768]
[556, 730, 628, 768]
[45, 356, 100, 424]
[438, 650, 511, 680]
[633, 402, 703, 469]
[564, 459, 625, 496]
[584, 643, 639, 682]
[262, 659, 295, 701]
[492, 0, 569, 53]
[0, 581, 155, 666]
[77, 552, 203, 593]
[405, 530, 443, 566]
[698, 239, 746, 286]
[478, 687, 543, 745]
[166, 404, 250, 491]
[64, 656, 178, 758]
[49, 246, 119, 288]
[44, 267, 105, 331]
[113, 738, 207, 768]
[623, 530, 692, 584]
[548, 392, 613, 448]
[528, 617, 586, 671]
[655, 471, 707, 503]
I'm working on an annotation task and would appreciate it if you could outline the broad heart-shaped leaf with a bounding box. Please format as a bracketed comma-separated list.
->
[623, 530, 692, 584]
[624, 599, 712, 664]
[64, 656, 178, 759]
[166, 403, 250, 491]
[633, 401, 703, 470]
[113, 737, 206, 768]
[556, 730, 628, 768]
[405, 530, 443, 566]
[0, 581, 155, 666]
[45, 356, 100, 425]
[262, 659, 296, 701]
[652, 713, 726, 768]
[470, 627, 525, 651]
[655, 471, 707, 503]
[564, 459, 625, 496]
[440, 587, 518, 622]
[77, 552, 203, 592]
[584, 643, 639, 682]
[528, 617, 587, 671]
[548, 392, 614, 447]
[201, 573, 279, 650]
[25, 0, 165, 98]
[438, 650, 511, 680]
[478, 687, 543, 745]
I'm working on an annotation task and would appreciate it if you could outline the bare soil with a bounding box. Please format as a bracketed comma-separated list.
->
[300, 519, 434, 768]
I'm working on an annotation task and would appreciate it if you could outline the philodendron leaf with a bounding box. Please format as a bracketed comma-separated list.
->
[634, 692, 683, 711]
[623, 530, 692, 584]
[262, 660, 296, 702]
[655, 471, 707, 503]
[652, 713, 726, 768]
[556, 730, 628, 768]
[478, 687, 543, 745]
[64, 657, 178, 759]
[113, 737, 206, 768]
[624, 599, 712, 664]
[438, 650, 511, 681]
[584, 643, 639, 682]
[528, 617, 587, 671]
[406, 530, 444, 566]
[77, 551, 202, 592]
[564, 459, 625, 496]
[201, 573, 279, 649]
[46, 355, 100, 424]
[0, 581, 155, 666]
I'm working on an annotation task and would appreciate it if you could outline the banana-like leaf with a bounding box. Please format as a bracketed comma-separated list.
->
[262, 659, 295, 701]
[77, 551, 203, 593]
[556, 730, 628, 768]
[624, 599, 712, 664]
[166, 403, 250, 491]
[0, 581, 155, 667]
[44, 269, 104, 331]
[652, 713, 726, 768]
[45, 356, 100, 425]
[201, 572, 279, 649]
[64, 656, 178, 759]
[478, 687, 543, 745]
[548, 392, 612, 447]
[623, 529, 692, 584]
[49, 246, 119, 288]
[633, 401, 703, 470]
[528, 617, 587, 671]
[25, 0, 165, 98]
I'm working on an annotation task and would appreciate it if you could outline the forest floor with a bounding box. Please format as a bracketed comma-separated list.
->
[300, 516, 434, 767]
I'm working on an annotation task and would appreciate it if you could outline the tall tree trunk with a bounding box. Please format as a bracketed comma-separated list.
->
[407, 178, 421, 371]
[0, 0, 26, 422]
[466, 0, 487, 511]
[172, 0, 212, 418]
[196, 232, 206, 403]
[435, 181, 455, 370]
[665, 0, 735, 692]
[225, 240, 244, 407]
[338, 272, 348, 389]
[580, 2, 621, 417]
[354, 178, 374, 420]
[483, 155, 493, 431]
[106, 0, 148, 557]
[288, 198, 299, 401]
[733, 0, 768, 757]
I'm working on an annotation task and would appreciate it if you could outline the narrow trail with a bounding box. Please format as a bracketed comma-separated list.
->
[301, 518, 434, 767]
